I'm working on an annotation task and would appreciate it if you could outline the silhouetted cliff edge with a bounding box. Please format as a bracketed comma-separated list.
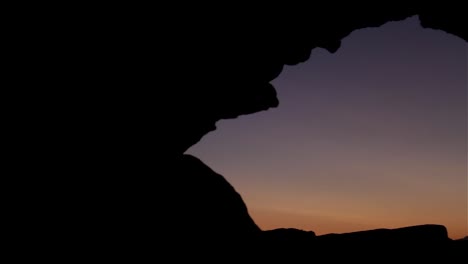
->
[7, 4, 467, 260]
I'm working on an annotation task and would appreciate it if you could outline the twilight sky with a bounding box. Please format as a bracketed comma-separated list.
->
[187, 16, 468, 239]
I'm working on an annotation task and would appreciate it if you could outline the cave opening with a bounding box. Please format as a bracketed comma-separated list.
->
[187, 16, 467, 239]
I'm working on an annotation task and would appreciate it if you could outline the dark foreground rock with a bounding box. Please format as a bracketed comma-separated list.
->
[256, 225, 466, 261]
[7, 4, 467, 261]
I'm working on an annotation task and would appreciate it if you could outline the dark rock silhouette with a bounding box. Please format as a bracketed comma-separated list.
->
[316, 224, 450, 243]
[260, 228, 317, 252]
[173, 154, 261, 239]
[11, 4, 468, 259]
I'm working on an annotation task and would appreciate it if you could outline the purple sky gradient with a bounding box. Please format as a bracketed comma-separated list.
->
[187, 16, 467, 239]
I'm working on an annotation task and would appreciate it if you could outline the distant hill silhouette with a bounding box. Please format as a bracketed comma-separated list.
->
[316, 224, 450, 243]
[7, 4, 467, 260]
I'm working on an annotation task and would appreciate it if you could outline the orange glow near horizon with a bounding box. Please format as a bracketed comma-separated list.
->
[249, 206, 467, 239]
